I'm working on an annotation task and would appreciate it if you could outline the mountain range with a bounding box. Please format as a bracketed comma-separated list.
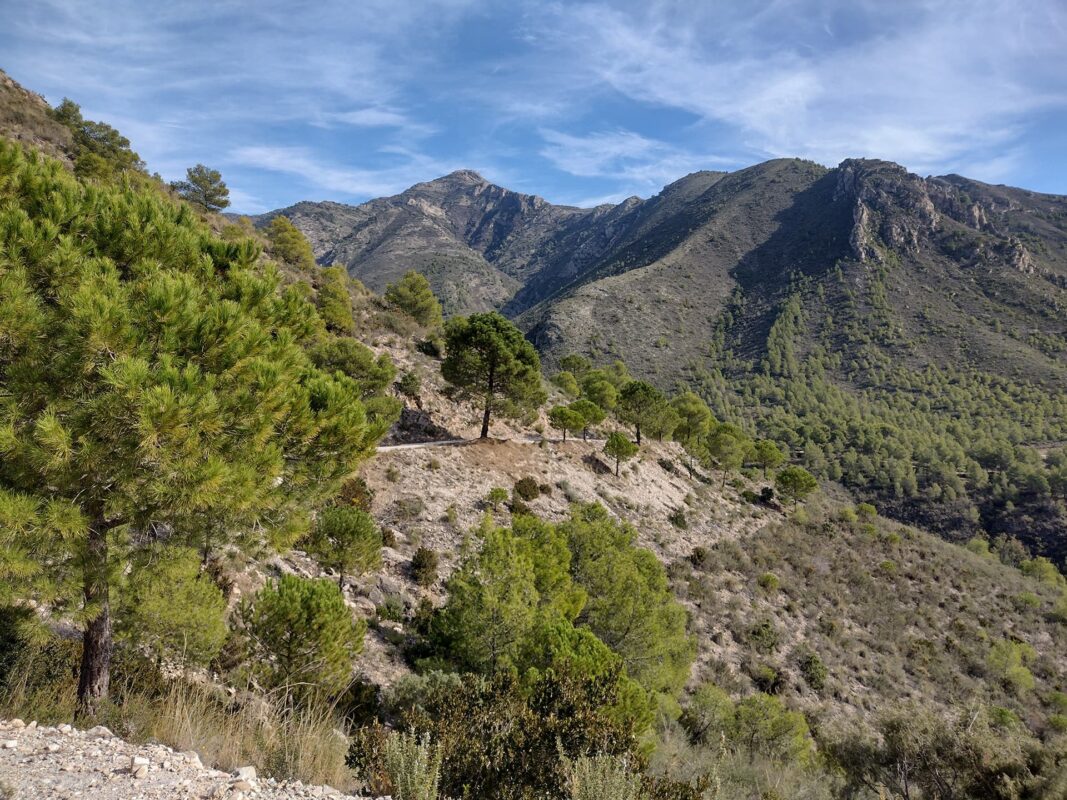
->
[259, 158, 1067, 386]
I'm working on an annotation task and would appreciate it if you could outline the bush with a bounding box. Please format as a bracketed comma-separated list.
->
[987, 640, 1036, 695]
[565, 754, 643, 800]
[411, 548, 440, 588]
[239, 576, 365, 697]
[305, 507, 383, 588]
[747, 619, 779, 653]
[757, 572, 780, 592]
[514, 476, 541, 502]
[385, 271, 443, 328]
[383, 731, 442, 800]
[797, 649, 828, 691]
[689, 547, 711, 570]
[486, 487, 509, 510]
[668, 508, 688, 529]
[116, 546, 227, 668]
[396, 371, 421, 398]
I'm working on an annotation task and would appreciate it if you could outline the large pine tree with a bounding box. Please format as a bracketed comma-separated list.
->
[0, 142, 376, 714]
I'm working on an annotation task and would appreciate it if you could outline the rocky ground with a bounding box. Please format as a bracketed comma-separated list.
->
[0, 719, 369, 800]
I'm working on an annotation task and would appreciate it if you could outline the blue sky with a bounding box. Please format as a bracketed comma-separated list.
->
[2, 0, 1065, 212]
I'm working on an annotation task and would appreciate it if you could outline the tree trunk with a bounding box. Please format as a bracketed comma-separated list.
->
[615, 456, 620, 476]
[480, 364, 495, 439]
[77, 524, 111, 718]
[635, 425, 642, 446]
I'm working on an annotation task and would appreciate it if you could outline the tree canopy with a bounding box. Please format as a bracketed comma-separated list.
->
[0, 141, 376, 712]
[170, 163, 230, 211]
[385, 270, 444, 328]
[441, 312, 545, 438]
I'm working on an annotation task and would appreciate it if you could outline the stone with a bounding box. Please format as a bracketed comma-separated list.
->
[231, 779, 254, 791]
[182, 750, 203, 768]
[47, 743, 60, 752]
[58, 723, 73, 734]
[130, 755, 150, 769]
[86, 725, 114, 739]
[133, 764, 149, 779]
[8, 719, 24, 729]
[1, 740, 17, 749]
[27, 720, 37, 730]
[232, 765, 257, 781]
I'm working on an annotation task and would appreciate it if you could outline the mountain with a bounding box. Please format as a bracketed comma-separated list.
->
[261, 159, 1067, 385]
[265, 160, 1067, 561]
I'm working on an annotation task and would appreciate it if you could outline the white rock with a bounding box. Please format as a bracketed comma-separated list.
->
[47, 743, 60, 752]
[8, 718, 25, 729]
[130, 755, 150, 768]
[181, 750, 203, 768]
[27, 720, 37, 730]
[58, 723, 73, 734]
[233, 765, 257, 781]
[1, 740, 17, 749]
[133, 764, 149, 779]
[87, 725, 114, 739]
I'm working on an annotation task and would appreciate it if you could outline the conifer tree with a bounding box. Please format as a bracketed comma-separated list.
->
[671, 392, 714, 477]
[0, 142, 375, 714]
[568, 399, 606, 441]
[170, 163, 230, 211]
[442, 312, 545, 438]
[617, 381, 666, 445]
[305, 507, 383, 589]
[776, 466, 819, 509]
[549, 405, 584, 442]
[604, 432, 638, 476]
[385, 270, 444, 328]
[267, 215, 317, 271]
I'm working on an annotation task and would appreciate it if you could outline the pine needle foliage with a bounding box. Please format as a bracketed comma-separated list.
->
[0, 141, 376, 712]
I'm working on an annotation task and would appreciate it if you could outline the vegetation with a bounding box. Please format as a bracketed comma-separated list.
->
[604, 432, 639, 476]
[385, 270, 444, 329]
[267, 215, 317, 271]
[170, 163, 230, 211]
[305, 507, 383, 588]
[775, 466, 819, 508]
[0, 141, 375, 714]
[442, 312, 546, 438]
[239, 575, 365, 697]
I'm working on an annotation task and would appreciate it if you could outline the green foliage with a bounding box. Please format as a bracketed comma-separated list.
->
[987, 639, 1036, 695]
[396, 370, 421, 398]
[318, 265, 356, 333]
[559, 354, 592, 377]
[797, 649, 827, 691]
[775, 466, 818, 508]
[0, 141, 375, 709]
[266, 215, 317, 271]
[618, 381, 668, 445]
[116, 546, 227, 667]
[756, 572, 780, 592]
[383, 731, 442, 800]
[565, 754, 644, 800]
[305, 507, 383, 588]
[552, 370, 581, 398]
[549, 405, 585, 442]
[514, 476, 542, 502]
[485, 487, 509, 511]
[381, 669, 641, 800]
[752, 440, 785, 477]
[706, 423, 751, 489]
[441, 312, 545, 438]
[604, 432, 639, 476]
[411, 548, 439, 588]
[569, 399, 607, 440]
[582, 376, 618, 413]
[52, 98, 145, 180]
[385, 271, 444, 328]
[240, 575, 365, 697]
[310, 337, 396, 398]
[170, 163, 230, 211]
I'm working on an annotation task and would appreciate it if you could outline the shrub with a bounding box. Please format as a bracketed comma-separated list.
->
[116, 546, 227, 668]
[383, 731, 442, 800]
[668, 508, 688, 529]
[757, 572, 780, 592]
[565, 754, 643, 800]
[411, 548, 440, 588]
[396, 371, 421, 398]
[987, 639, 1036, 695]
[514, 476, 541, 501]
[747, 619, 779, 653]
[385, 271, 443, 328]
[689, 547, 711, 570]
[305, 507, 383, 588]
[239, 576, 365, 697]
[486, 487, 509, 510]
[798, 649, 828, 691]
[856, 502, 877, 521]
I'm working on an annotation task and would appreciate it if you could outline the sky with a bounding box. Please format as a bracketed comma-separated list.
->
[2, 0, 1065, 212]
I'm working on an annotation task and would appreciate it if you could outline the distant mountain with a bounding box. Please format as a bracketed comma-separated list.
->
[261, 158, 1067, 387]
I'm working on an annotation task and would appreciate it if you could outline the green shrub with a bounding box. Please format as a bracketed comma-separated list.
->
[668, 508, 688, 529]
[396, 371, 421, 398]
[757, 572, 780, 592]
[514, 476, 541, 502]
[305, 507, 383, 588]
[411, 548, 440, 588]
[798, 649, 828, 691]
[486, 487, 509, 510]
[986, 639, 1036, 695]
[239, 576, 365, 696]
[856, 502, 877, 521]
[383, 731, 441, 800]
[565, 754, 643, 800]
[747, 619, 779, 653]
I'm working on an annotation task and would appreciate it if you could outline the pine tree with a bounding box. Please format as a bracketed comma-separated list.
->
[568, 399, 606, 441]
[706, 423, 751, 489]
[240, 575, 365, 696]
[170, 163, 230, 211]
[776, 466, 819, 509]
[604, 432, 638, 476]
[305, 507, 383, 588]
[385, 270, 444, 328]
[0, 141, 375, 714]
[267, 215, 317, 271]
[617, 381, 666, 445]
[753, 440, 786, 478]
[442, 312, 545, 438]
[548, 406, 584, 442]
[671, 392, 713, 477]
